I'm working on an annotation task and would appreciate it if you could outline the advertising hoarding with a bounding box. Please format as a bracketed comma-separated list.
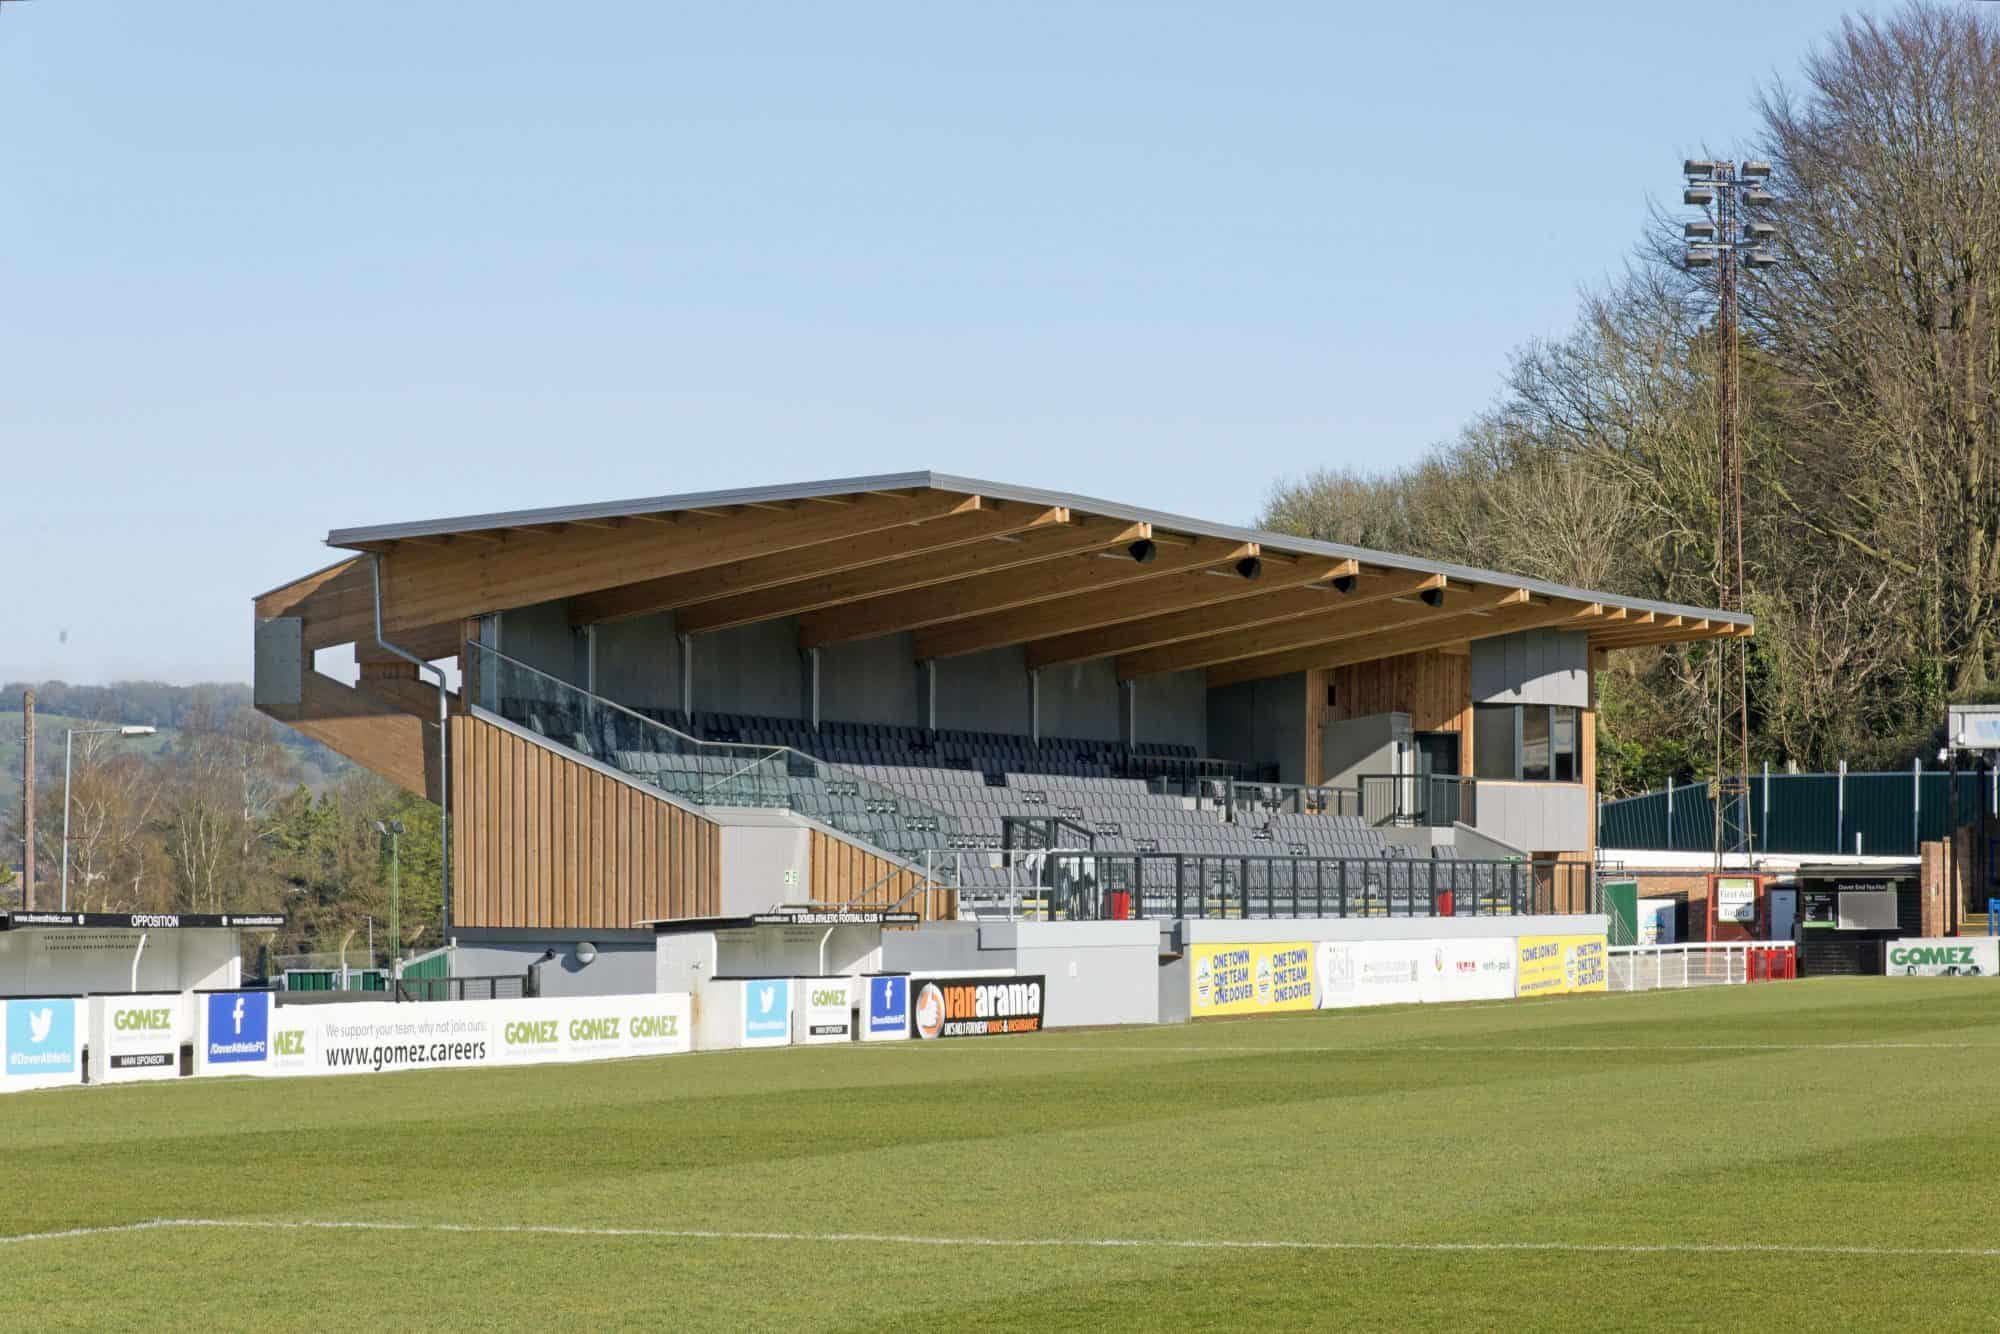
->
[90, 993, 186, 1084]
[740, 978, 793, 1047]
[1318, 938, 1518, 1009]
[1516, 935, 1608, 997]
[911, 975, 1045, 1039]
[795, 977, 854, 1045]
[860, 975, 909, 1041]
[2, 997, 83, 1093]
[1885, 937, 1999, 977]
[1189, 943, 1315, 1017]
[211, 993, 693, 1078]
[199, 991, 272, 1071]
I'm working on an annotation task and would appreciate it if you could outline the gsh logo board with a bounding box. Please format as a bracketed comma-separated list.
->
[740, 979, 792, 1047]
[4, 998, 80, 1090]
[863, 976, 909, 1041]
[204, 992, 271, 1067]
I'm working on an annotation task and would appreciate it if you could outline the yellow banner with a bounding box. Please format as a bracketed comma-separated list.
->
[1516, 934, 1607, 997]
[1190, 942, 1315, 1017]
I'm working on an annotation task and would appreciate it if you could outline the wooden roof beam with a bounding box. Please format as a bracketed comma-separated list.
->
[915, 558, 1357, 662]
[1197, 601, 1610, 687]
[299, 489, 989, 650]
[571, 501, 1079, 627]
[668, 514, 1163, 636]
[1114, 581, 1528, 679]
[1025, 565, 1440, 669]
[799, 537, 1257, 650]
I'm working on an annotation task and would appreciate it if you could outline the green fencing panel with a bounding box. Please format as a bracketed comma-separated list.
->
[1601, 770, 1997, 856]
[1603, 880, 1639, 946]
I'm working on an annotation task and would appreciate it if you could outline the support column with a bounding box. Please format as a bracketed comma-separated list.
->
[1029, 669, 1041, 743]
[21, 689, 34, 910]
[806, 647, 822, 729]
[678, 633, 694, 719]
[1120, 679, 1137, 747]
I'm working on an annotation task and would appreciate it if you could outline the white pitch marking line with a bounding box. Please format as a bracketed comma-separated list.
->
[5, 1218, 2000, 1260]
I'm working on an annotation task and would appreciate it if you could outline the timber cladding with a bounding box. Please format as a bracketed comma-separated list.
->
[1307, 651, 1471, 785]
[808, 831, 957, 921]
[451, 715, 722, 928]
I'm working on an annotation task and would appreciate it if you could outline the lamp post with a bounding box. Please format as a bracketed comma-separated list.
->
[1681, 158, 1779, 868]
[373, 819, 404, 966]
[60, 725, 158, 911]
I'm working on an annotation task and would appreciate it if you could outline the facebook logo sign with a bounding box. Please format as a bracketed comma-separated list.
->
[205, 992, 270, 1065]
[741, 979, 791, 1045]
[6, 999, 77, 1077]
[868, 977, 909, 1037]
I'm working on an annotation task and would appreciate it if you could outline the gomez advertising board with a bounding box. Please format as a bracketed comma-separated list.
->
[1516, 934, 1608, 997]
[198, 992, 692, 1078]
[1886, 937, 1999, 977]
[90, 993, 187, 1084]
[2, 997, 82, 1093]
[1189, 943, 1315, 1017]
[795, 977, 854, 1045]
[911, 975, 1044, 1039]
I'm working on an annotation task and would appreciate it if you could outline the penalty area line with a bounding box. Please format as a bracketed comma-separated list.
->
[5, 1218, 2000, 1260]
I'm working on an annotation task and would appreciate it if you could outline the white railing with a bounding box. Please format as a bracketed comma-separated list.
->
[1608, 941, 1796, 991]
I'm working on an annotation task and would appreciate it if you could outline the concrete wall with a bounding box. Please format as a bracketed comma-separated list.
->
[691, 617, 803, 717]
[499, 598, 586, 686]
[880, 920, 1160, 1028]
[1322, 712, 1408, 790]
[1208, 672, 1307, 783]
[1471, 630, 1589, 707]
[450, 929, 657, 998]
[1038, 658, 1122, 742]
[594, 612, 680, 712]
[719, 824, 812, 916]
[936, 646, 1032, 734]
[1134, 669, 1207, 753]
[819, 633, 920, 726]
[1477, 782, 1591, 852]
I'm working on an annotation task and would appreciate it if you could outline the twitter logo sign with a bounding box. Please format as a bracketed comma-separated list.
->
[6, 998, 77, 1078]
[741, 979, 792, 1046]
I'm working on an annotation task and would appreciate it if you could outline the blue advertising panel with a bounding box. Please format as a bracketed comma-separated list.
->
[204, 992, 271, 1066]
[5, 998, 78, 1082]
[740, 979, 792, 1047]
[865, 976, 909, 1040]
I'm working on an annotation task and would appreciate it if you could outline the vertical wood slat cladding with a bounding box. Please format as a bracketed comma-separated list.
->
[1306, 651, 1471, 785]
[451, 716, 720, 928]
[807, 831, 957, 921]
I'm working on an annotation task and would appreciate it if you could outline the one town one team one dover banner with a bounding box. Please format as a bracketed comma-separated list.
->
[1189, 943, 1316, 1017]
[1515, 935, 1607, 997]
[195, 991, 692, 1078]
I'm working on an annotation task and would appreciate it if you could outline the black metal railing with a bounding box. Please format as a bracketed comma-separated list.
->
[1359, 774, 1476, 828]
[394, 973, 533, 1003]
[1013, 851, 1591, 921]
[1225, 779, 1362, 821]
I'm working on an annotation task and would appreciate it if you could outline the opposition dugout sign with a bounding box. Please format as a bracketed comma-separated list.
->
[1886, 937, 1999, 977]
[1516, 934, 1607, 997]
[1189, 942, 1315, 1017]
[910, 975, 1044, 1039]
[197, 991, 693, 1078]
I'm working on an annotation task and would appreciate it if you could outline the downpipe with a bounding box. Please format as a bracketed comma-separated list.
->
[370, 555, 452, 943]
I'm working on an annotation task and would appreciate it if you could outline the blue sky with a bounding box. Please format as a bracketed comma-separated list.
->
[1, 0, 1859, 683]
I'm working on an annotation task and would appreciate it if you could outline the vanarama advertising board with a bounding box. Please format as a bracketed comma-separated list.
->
[911, 975, 1044, 1039]
[1516, 934, 1608, 997]
[1190, 942, 1315, 1017]
[1886, 937, 1999, 977]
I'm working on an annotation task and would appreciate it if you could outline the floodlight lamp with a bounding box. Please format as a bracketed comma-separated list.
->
[1744, 249, 1779, 269]
[1127, 539, 1157, 564]
[119, 726, 157, 737]
[1685, 246, 1717, 268]
[1744, 220, 1776, 242]
[1683, 159, 1715, 180]
[1684, 219, 1716, 240]
[1420, 586, 1445, 608]
[1684, 185, 1716, 206]
[1740, 160, 1773, 180]
[1330, 574, 1357, 594]
[1743, 188, 1775, 207]
[1234, 556, 1262, 581]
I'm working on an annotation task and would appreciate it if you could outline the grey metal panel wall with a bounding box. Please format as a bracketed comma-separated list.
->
[447, 939, 658, 998]
[1471, 630, 1588, 706]
[692, 617, 804, 717]
[936, 645, 1033, 735]
[498, 598, 586, 686]
[1206, 673, 1307, 783]
[1476, 782, 1590, 852]
[1038, 658, 1122, 741]
[820, 632, 920, 726]
[881, 920, 1160, 1028]
[1134, 669, 1208, 753]
[594, 611, 680, 711]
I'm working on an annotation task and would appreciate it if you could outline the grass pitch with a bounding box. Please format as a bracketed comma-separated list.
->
[5, 978, 1998, 1331]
